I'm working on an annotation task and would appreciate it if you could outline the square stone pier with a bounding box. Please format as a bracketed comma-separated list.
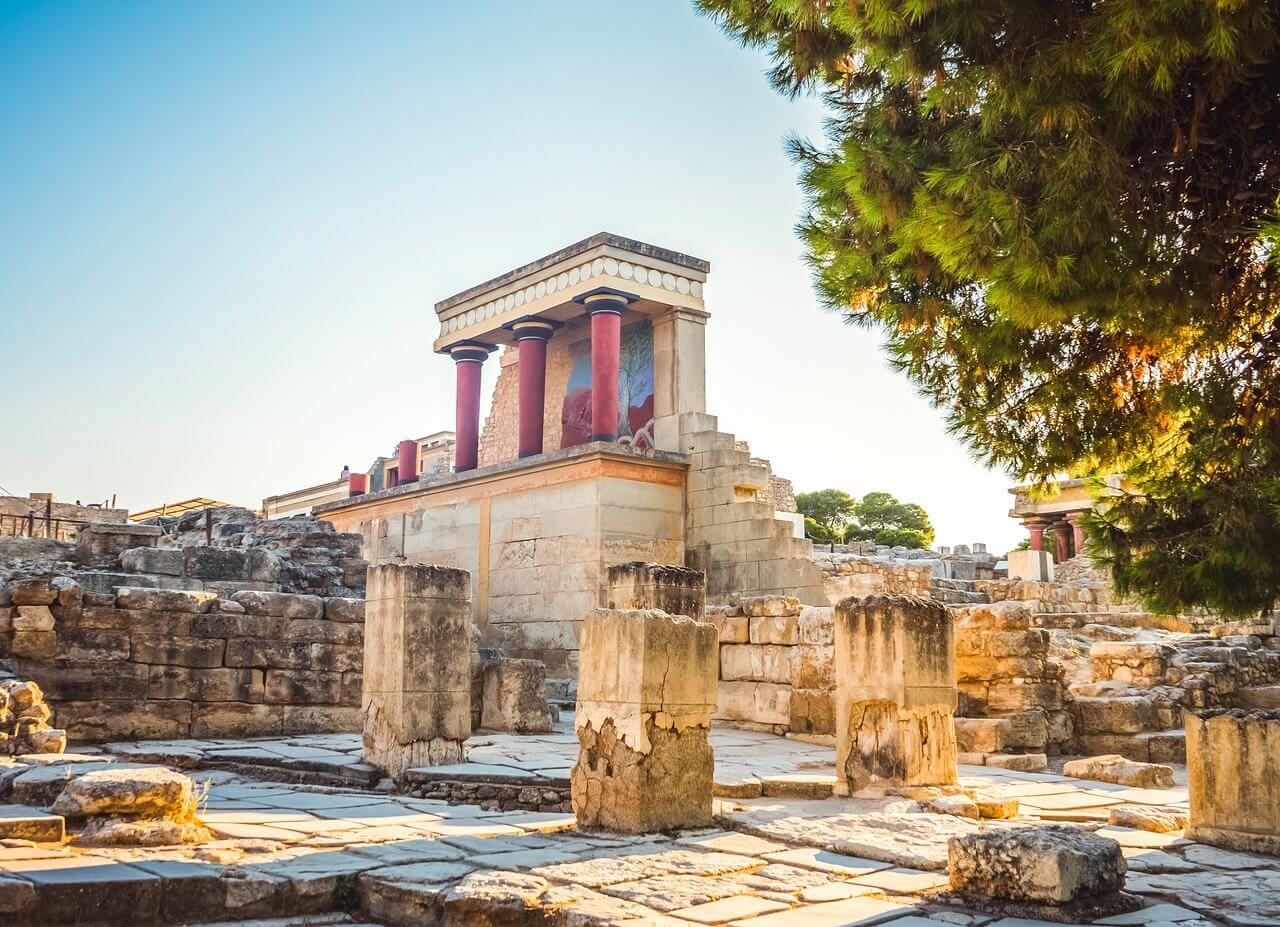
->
[362, 563, 474, 777]
[1187, 708, 1280, 854]
[572, 607, 718, 832]
[834, 594, 958, 794]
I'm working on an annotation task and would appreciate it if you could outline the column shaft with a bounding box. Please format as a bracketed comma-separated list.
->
[590, 309, 622, 442]
[455, 359, 483, 472]
[396, 439, 417, 486]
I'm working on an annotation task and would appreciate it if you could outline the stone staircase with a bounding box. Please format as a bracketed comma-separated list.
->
[932, 576, 989, 605]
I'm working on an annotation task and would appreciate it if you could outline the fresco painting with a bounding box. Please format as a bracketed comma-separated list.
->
[560, 318, 655, 449]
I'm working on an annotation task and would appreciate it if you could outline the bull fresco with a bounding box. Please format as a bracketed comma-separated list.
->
[560, 318, 655, 449]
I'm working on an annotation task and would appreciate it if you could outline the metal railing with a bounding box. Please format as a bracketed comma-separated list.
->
[0, 508, 96, 542]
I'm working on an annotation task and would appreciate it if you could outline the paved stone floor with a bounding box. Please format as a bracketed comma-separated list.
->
[2, 724, 1278, 926]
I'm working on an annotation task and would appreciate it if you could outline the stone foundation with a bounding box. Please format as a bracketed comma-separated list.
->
[1187, 709, 1280, 854]
[0, 579, 362, 742]
[834, 595, 956, 793]
[572, 607, 717, 832]
[362, 564, 473, 777]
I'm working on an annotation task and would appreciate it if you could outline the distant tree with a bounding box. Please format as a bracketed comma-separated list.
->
[852, 492, 935, 548]
[796, 489, 856, 544]
[873, 527, 930, 549]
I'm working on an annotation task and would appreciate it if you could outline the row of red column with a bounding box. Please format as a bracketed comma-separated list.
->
[444, 288, 634, 473]
[1024, 515, 1086, 559]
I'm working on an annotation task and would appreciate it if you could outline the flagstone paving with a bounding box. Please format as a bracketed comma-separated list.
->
[1, 727, 1275, 926]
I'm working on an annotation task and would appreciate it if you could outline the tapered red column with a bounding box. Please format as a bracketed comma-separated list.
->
[507, 318, 557, 458]
[396, 439, 417, 486]
[447, 342, 494, 473]
[1066, 513, 1086, 558]
[1053, 519, 1074, 560]
[1024, 518, 1045, 552]
[576, 288, 637, 443]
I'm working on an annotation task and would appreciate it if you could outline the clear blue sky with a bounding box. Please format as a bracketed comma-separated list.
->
[0, 1, 1022, 550]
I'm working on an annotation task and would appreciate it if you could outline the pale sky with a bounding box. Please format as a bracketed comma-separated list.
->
[0, 1, 1023, 552]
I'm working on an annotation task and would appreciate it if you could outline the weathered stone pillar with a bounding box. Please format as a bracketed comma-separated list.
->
[1187, 709, 1280, 854]
[447, 341, 494, 473]
[606, 562, 706, 619]
[362, 563, 472, 777]
[834, 594, 957, 794]
[572, 608, 717, 832]
[508, 317, 557, 458]
[575, 288, 637, 442]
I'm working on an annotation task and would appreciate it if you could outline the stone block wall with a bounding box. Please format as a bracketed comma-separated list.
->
[708, 596, 835, 738]
[0, 578, 362, 743]
[811, 553, 933, 601]
[952, 602, 1073, 755]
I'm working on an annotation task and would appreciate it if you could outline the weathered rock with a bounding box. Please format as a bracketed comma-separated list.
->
[116, 587, 216, 613]
[606, 562, 706, 620]
[1063, 754, 1174, 789]
[73, 816, 211, 847]
[954, 718, 1009, 754]
[1109, 805, 1188, 833]
[51, 766, 197, 821]
[924, 794, 979, 818]
[948, 825, 1126, 903]
[572, 608, 717, 832]
[362, 564, 472, 776]
[834, 595, 957, 794]
[231, 590, 324, 620]
[10, 579, 57, 606]
[480, 658, 552, 733]
[1187, 708, 1280, 854]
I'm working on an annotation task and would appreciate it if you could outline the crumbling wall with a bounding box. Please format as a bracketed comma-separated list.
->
[0, 495, 127, 542]
[707, 595, 834, 738]
[811, 553, 933, 601]
[0, 578, 362, 742]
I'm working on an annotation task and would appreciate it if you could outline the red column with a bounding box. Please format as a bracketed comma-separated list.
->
[1067, 513, 1086, 557]
[396, 439, 417, 486]
[578, 290, 634, 442]
[348, 473, 368, 496]
[448, 342, 492, 472]
[509, 319, 556, 458]
[1025, 519, 1045, 552]
[1053, 520, 1074, 560]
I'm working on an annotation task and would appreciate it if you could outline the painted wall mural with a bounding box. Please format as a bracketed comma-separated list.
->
[560, 318, 655, 450]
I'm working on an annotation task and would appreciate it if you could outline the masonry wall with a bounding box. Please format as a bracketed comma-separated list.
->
[356, 467, 684, 687]
[0, 579, 362, 743]
[0, 496, 127, 542]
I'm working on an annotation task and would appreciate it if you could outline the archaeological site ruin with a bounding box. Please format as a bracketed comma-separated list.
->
[3, 233, 1279, 926]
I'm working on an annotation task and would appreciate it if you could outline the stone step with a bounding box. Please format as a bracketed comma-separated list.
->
[0, 805, 64, 842]
[1237, 685, 1280, 710]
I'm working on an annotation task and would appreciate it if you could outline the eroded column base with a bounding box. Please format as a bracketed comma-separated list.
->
[364, 703, 464, 778]
[571, 716, 713, 833]
[837, 699, 957, 795]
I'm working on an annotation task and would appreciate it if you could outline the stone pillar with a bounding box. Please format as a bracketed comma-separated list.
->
[362, 563, 473, 777]
[1023, 518, 1045, 552]
[572, 608, 717, 832]
[1052, 519, 1074, 560]
[1187, 709, 1280, 854]
[396, 439, 418, 487]
[448, 342, 494, 473]
[606, 562, 706, 620]
[575, 288, 636, 443]
[1066, 513, 1087, 557]
[508, 318, 557, 459]
[834, 594, 957, 794]
[652, 306, 710, 451]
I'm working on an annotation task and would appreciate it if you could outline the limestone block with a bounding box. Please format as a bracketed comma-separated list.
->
[789, 688, 834, 735]
[130, 635, 226, 668]
[11, 579, 58, 606]
[834, 595, 957, 793]
[230, 590, 324, 620]
[480, 658, 552, 733]
[362, 564, 472, 776]
[1007, 549, 1054, 582]
[572, 608, 717, 832]
[1109, 806, 1187, 833]
[183, 546, 250, 581]
[1187, 709, 1280, 854]
[606, 562, 706, 620]
[749, 614, 799, 645]
[1074, 696, 1156, 734]
[1063, 754, 1174, 788]
[52, 766, 197, 820]
[12, 630, 56, 659]
[13, 606, 54, 632]
[790, 644, 833, 689]
[720, 644, 791, 683]
[798, 606, 834, 644]
[264, 669, 342, 705]
[954, 718, 1009, 754]
[985, 752, 1048, 772]
[120, 546, 184, 576]
[116, 587, 216, 613]
[325, 597, 366, 623]
[715, 680, 791, 725]
[710, 611, 749, 643]
[948, 825, 1125, 903]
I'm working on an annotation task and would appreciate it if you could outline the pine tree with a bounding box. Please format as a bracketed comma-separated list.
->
[699, 0, 1280, 615]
